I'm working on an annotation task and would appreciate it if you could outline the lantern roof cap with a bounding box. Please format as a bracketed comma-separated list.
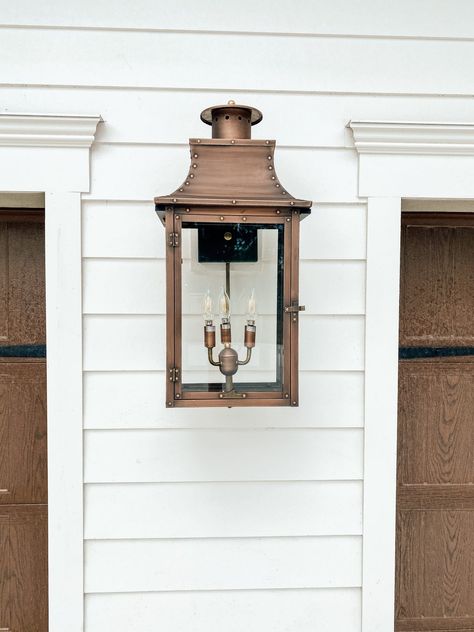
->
[200, 102, 263, 127]
[154, 104, 312, 211]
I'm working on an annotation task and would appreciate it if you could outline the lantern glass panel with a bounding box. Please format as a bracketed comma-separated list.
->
[180, 220, 284, 393]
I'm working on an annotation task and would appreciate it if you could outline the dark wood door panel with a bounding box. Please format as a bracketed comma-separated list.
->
[0, 363, 47, 504]
[400, 214, 474, 348]
[0, 221, 45, 349]
[396, 510, 474, 623]
[397, 212, 474, 632]
[0, 505, 48, 632]
[398, 362, 474, 487]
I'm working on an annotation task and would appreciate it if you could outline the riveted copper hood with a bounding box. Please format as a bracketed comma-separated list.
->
[154, 101, 312, 211]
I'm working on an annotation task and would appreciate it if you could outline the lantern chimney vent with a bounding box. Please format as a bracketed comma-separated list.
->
[200, 100, 263, 139]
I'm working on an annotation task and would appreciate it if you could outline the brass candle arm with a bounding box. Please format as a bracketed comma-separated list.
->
[237, 348, 252, 366]
[207, 348, 220, 366]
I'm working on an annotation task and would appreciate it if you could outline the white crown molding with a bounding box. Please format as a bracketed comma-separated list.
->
[0, 113, 102, 147]
[348, 120, 474, 155]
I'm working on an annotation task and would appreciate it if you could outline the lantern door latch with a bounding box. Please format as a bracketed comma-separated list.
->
[284, 305, 305, 313]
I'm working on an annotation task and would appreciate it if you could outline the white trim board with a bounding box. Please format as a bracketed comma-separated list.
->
[0, 113, 101, 632]
[348, 120, 474, 632]
[0, 112, 102, 147]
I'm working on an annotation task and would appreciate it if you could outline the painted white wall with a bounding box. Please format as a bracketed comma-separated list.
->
[1, 2, 474, 630]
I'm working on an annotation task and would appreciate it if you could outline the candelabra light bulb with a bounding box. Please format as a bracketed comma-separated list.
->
[219, 286, 231, 322]
[246, 288, 257, 323]
[202, 289, 214, 323]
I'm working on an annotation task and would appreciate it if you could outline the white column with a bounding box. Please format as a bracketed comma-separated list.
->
[362, 197, 401, 632]
[45, 191, 84, 632]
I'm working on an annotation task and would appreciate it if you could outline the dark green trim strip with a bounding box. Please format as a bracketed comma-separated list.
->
[0, 344, 46, 358]
[399, 347, 474, 359]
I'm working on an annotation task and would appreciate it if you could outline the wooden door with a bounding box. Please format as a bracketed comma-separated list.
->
[395, 213, 474, 632]
[0, 210, 48, 631]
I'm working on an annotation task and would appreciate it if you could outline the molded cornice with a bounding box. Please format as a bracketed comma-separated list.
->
[0, 113, 102, 147]
[349, 120, 474, 155]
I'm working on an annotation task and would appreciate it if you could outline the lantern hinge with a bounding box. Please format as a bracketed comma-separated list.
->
[169, 367, 180, 382]
[168, 232, 179, 247]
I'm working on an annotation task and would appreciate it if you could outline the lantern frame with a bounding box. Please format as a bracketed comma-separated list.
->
[155, 103, 311, 408]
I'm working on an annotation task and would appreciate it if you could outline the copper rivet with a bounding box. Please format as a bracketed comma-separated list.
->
[271, 176, 276, 180]
[286, 218, 290, 222]
[232, 200, 236, 204]
[172, 198, 177, 202]
[231, 140, 235, 144]
[265, 140, 270, 144]
[276, 210, 280, 214]
[179, 188, 184, 192]
[242, 393, 247, 398]
[282, 191, 287, 195]
[267, 156, 272, 160]
[193, 154, 198, 158]
[193, 164, 197, 168]
[276, 184, 280, 188]
[290, 201, 294, 205]
[168, 401, 172, 406]
[219, 394, 223, 398]
[185, 181, 190, 185]
[175, 215, 179, 220]
[228, 100, 236, 105]
[285, 393, 289, 398]
[242, 216, 247, 221]
[186, 208, 190, 212]
[197, 139, 201, 143]
[220, 216, 224, 220]
[190, 174, 194, 178]
[176, 394, 180, 399]
[268, 166, 273, 170]
[292, 401, 297, 406]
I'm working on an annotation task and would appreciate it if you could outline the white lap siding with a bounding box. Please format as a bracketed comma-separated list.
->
[1, 2, 473, 630]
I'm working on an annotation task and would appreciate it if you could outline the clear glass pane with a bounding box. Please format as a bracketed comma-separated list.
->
[181, 221, 284, 393]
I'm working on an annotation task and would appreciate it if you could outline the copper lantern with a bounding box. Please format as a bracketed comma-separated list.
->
[155, 102, 311, 408]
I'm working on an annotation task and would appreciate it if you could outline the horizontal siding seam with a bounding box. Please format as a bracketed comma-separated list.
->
[2, 81, 474, 99]
[84, 585, 363, 595]
[2, 22, 474, 44]
[84, 534, 362, 542]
